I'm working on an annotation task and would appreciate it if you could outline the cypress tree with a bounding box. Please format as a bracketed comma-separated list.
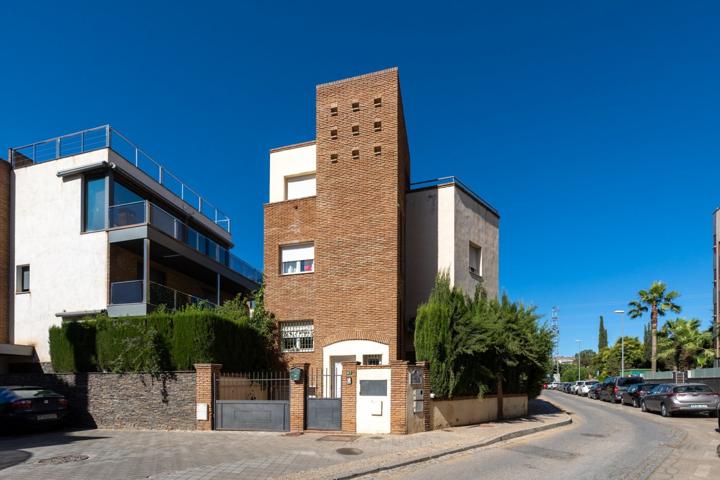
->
[598, 316, 608, 350]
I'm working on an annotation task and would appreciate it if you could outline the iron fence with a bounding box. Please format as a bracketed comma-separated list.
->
[307, 369, 343, 399]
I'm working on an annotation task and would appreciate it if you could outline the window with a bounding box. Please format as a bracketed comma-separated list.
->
[84, 176, 106, 231]
[351, 101, 360, 112]
[351, 124, 360, 136]
[17, 265, 30, 293]
[281, 243, 314, 274]
[469, 243, 482, 276]
[373, 145, 382, 156]
[330, 104, 338, 116]
[330, 128, 338, 140]
[374, 97, 382, 107]
[330, 153, 339, 164]
[374, 120, 382, 132]
[281, 321, 314, 352]
[351, 149, 360, 160]
[285, 174, 316, 200]
[363, 354, 382, 366]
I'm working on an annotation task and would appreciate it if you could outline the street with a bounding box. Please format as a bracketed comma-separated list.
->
[365, 390, 719, 480]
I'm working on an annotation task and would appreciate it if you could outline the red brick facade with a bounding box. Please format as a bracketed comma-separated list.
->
[264, 68, 410, 372]
[0, 160, 10, 344]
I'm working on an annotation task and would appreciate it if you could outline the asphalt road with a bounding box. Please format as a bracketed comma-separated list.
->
[365, 390, 720, 480]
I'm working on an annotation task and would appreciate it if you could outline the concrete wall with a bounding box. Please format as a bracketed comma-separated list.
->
[268, 143, 316, 203]
[0, 371, 196, 430]
[13, 151, 110, 362]
[356, 366, 392, 434]
[431, 394, 528, 429]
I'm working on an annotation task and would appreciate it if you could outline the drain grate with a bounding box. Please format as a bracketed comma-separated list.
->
[336, 448, 363, 455]
[38, 454, 89, 465]
[318, 435, 359, 442]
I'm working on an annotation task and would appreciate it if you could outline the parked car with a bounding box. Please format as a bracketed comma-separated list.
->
[641, 383, 720, 417]
[570, 381, 581, 394]
[588, 382, 603, 399]
[621, 383, 657, 407]
[562, 382, 573, 393]
[599, 376, 645, 403]
[0, 386, 69, 430]
[579, 380, 599, 396]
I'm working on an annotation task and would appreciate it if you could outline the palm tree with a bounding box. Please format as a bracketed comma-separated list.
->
[628, 281, 681, 372]
[657, 318, 714, 370]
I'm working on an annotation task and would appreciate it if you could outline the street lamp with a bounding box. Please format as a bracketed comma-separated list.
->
[576, 339, 582, 381]
[614, 309, 625, 377]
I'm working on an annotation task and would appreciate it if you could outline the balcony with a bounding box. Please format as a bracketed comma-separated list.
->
[108, 200, 262, 284]
[9, 125, 232, 233]
[110, 280, 216, 310]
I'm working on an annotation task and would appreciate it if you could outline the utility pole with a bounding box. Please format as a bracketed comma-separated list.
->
[576, 339, 582, 380]
[552, 307, 560, 380]
[614, 309, 626, 376]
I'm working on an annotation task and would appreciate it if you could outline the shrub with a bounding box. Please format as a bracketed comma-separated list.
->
[48, 320, 97, 373]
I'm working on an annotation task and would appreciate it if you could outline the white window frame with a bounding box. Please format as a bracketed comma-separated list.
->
[469, 243, 482, 276]
[285, 174, 316, 201]
[16, 265, 30, 293]
[280, 321, 314, 352]
[281, 243, 315, 275]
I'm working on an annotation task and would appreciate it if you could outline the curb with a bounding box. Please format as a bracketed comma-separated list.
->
[334, 414, 573, 480]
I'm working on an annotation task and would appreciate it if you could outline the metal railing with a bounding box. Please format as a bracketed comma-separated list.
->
[109, 280, 216, 310]
[216, 372, 290, 401]
[108, 199, 262, 284]
[9, 125, 232, 233]
[410, 176, 500, 218]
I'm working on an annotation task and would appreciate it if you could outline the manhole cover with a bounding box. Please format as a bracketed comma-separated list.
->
[336, 448, 363, 455]
[38, 454, 89, 465]
[318, 435, 359, 442]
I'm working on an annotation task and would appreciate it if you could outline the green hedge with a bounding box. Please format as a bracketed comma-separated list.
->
[49, 310, 274, 373]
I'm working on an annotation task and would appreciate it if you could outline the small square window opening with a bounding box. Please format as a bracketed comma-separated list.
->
[351, 125, 360, 136]
[373, 146, 382, 156]
[17, 265, 30, 293]
[330, 128, 338, 140]
[351, 149, 360, 160]
[374, 97, 382, 107]
[330, 153, 338, 163]
[373, 121, 382, 132]
[351, 101, 360, 112]
[330, 104, 338, 116]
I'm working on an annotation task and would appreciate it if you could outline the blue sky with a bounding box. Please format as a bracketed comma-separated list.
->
[2, 1, 718, 355]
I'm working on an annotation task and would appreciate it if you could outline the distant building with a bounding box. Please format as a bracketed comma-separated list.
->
[554, 356, 576, 365]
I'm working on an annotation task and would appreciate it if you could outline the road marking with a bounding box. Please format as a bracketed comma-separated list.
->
[694, 464, 711, 478]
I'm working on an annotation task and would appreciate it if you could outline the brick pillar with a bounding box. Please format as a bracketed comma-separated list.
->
[194, 363, 222, 431]
[416, 361, 432, 431]
[289, 363, 308, 432]
[390, 360, 409, 434]
[341, 361, 359, 433]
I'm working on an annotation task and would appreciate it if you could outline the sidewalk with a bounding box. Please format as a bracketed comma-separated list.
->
[0, 398, 571, 480]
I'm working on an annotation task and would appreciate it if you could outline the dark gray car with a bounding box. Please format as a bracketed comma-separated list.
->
[641, 383, 720, 417]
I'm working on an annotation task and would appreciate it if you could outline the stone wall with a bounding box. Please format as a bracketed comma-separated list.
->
[0, 371, 196, 430]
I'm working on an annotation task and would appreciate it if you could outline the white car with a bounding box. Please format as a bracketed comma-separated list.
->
[570, 381, 583, 394]
[579, 381, 599, 396]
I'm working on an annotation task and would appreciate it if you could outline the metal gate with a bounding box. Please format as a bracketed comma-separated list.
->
[215, 372, 290, 431]
[306, 369, 342, 430]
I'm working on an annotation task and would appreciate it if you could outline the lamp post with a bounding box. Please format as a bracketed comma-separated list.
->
[576, 339, 582, 381]
[614, 309, 625, 377]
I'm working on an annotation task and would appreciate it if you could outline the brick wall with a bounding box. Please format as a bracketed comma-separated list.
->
[194, 363, 220, 431]
[0, 160, 9, 344]
[0, 371, 196, 430]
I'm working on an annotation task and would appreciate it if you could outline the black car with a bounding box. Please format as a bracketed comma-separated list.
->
[599, 376, 645, 403]
[0, 386, 69, 430]
[588, 383, 604, 400]
[621, 383, 657, 407]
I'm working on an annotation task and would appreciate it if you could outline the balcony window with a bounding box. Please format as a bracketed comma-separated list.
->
[469, 243, 482, 276]
[281, 243, 314, 274]
[281, 321, 314, 352]
[84, 176, 106, 231]
[285, 174, 316, 200]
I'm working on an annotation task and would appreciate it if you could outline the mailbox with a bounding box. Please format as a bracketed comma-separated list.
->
[412, 389, 423, 400]
[289, 367, 303, 382]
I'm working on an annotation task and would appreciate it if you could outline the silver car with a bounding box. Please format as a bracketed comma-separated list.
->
[641, 383, 720, 417]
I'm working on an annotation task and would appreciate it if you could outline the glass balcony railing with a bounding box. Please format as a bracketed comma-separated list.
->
[108, 200, 262, 284]
[9, 125, 232, 233]
[110, 280, 216, 310]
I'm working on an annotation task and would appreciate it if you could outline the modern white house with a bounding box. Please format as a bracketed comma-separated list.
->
[1, 125, 261, 371]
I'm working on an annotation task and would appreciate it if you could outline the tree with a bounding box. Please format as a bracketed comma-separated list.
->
[576, 349, 596, 368]
[591, 337, 643, 378]
[598, 316, 608, 350]
[657, 318, 714, 370]
[628, 282, 681, 372]
[642, 322, 652, 366]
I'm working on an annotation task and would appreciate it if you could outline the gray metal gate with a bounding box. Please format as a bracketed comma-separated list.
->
[306, 370, 342, 430]
[215, 372, 290, 431]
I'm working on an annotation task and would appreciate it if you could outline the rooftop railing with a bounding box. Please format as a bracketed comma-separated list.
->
[410, 176, 500, 218]
[9, 125, 232, 233]
[108, 199, 263, 284]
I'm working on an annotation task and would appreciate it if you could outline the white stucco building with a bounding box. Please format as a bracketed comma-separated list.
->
[1, 125, 261, 371]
